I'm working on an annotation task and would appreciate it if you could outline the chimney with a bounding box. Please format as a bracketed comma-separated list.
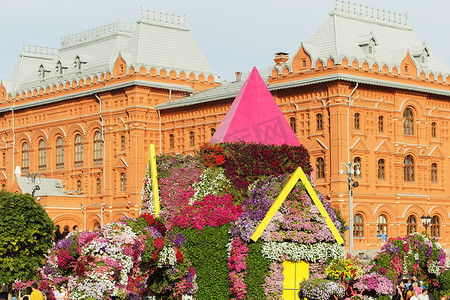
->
[274, 52, 289, 65]
[235, 71, 242, 82]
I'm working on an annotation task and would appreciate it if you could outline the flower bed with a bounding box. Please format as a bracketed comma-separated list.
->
[18, 214, 197, 299]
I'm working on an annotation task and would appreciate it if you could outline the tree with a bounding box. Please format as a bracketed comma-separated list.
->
[0, 191, 54, 284]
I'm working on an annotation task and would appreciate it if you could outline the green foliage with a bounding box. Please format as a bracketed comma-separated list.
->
[245, 240, 271, 299]
[172, 224, 231, 300]
[0, 191, 54, 284]
[332, 207, 347, 236]
[439, 269, 450, 292]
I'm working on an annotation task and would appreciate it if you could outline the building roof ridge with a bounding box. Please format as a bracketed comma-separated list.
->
[332, 0, 409, 28]
[60, 21, 136, 47]
[139, 9, 188, 30]
[21, 44, 59, 57]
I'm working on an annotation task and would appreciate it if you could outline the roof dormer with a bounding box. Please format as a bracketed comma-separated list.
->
[55, 60, 68, 75]
[410, 43, 430, 68]
[358, 31, 378, 58]
[73, 55, 88, 71]
[38, 64, 50, 79]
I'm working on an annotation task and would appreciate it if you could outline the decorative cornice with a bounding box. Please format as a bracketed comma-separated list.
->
[157, 72, 450, 111]
[269, 73, 450, 97]
[0, 80, 194, 113]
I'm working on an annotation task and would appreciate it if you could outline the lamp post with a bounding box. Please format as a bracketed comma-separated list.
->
[25, 172, 41, 199]
[421, 215, 431, 237]
[80, 203, 86, 232]
[339, 162, 360, 256]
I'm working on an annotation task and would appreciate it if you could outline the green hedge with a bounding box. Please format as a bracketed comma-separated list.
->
[245, 239, 271, 299]
[172, 224, 231, 300]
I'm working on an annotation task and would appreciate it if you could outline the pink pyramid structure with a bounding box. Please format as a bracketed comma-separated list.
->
[210, 67, 300, 146]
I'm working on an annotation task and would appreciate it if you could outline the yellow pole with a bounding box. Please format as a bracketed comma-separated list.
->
[147, 144, 160, 217]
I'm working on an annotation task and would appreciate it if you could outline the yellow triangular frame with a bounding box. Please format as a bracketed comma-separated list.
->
[250, 167, 344, 244]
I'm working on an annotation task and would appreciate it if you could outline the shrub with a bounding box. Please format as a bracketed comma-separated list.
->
[245, 240, 271, 299]
[172, 224, 231, 300]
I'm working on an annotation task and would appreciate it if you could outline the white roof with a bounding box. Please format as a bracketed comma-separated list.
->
[4, 9, 216, 96]
[295, 0, 450, 75]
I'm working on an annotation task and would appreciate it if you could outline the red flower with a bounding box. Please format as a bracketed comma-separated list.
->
[154, 238, 164, 250]
[176, 248, 184, 264]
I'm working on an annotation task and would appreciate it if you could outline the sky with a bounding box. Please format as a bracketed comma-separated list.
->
[1, 0, 450, 82]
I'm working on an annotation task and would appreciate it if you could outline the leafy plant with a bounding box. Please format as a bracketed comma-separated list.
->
[172, 224, 232, 300]
[0, 191, 54, 285]
[245, 240, 271, 299]
[325, 258, 364, 281]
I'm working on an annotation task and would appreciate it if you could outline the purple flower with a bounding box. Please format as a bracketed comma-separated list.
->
[168, 233, 185, 247]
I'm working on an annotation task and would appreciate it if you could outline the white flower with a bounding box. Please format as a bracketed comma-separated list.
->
[190, 168, 230, 204]
[261, 242, 344, 262]
[157, 246, 177, 268]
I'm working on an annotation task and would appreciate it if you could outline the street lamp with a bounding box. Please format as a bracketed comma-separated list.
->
[421, 215, 431, 237]
[80, 203, 86, 232]
[339, 161, 360, 256]
[25, 172, 41, 199]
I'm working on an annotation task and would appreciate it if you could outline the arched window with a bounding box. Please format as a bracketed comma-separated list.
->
[431, 216, 440, 238]
[93, 222, 101, 232]
[2, 152, 5, 166]
[121, 135, 126, 150]
[407, 215, 417, 235]
[403, 107, 414, 135]
[74, 134, 83, 166]
[120, 173, 126, 191]
[93, 131, 103, 164]
[189, 131, 195, 147]
[377, 214, 388, 235]
[353, 214, 364, 237]
[96, 178, 101, 194]
[1, 184, 5, 190]
[404, 155, 415, 182]
[316, 114, 323, 131]
[431, 163, 438, 183]
[354, 157, 361, 177]
[316, 157, 325, 179]
[431, 122, 437, 138]
[77, 180, 82, 192]
[378, 116, 384, 132]
[56, 137, 64, 169]
[377, 159, 385, 179]
[22, 142, 29, 172]
[38, 139, 46, 170]
[290, 117, 296, 133]
[211, 128, 216, 137]
[169, 134, 175, 149]
[354, 113, 360, 130]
